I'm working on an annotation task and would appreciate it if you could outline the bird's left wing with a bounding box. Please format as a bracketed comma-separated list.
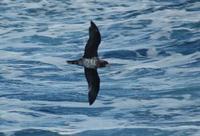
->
[84, 68, 100, 105]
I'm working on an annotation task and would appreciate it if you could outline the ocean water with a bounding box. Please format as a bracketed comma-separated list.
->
[0, 0, 200, 135]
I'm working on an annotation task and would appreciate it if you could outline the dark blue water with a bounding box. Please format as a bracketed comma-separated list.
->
[0, 0, 200, 135]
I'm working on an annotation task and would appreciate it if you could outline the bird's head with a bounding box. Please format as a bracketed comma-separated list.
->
[98, 60, 109, 68]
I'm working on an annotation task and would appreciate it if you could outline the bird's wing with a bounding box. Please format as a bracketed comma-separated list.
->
[83, 21, 101, 58]
[84, 68, 100, 105]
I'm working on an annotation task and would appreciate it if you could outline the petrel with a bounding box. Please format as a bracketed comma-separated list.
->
[67, 21, 108, 105]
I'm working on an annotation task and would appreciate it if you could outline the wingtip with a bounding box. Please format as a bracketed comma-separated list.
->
[88, 91, 98, 105]
[88, 96, 96, 105]
[90, 20, 96, 27]
[89, 101, 93, 105]
[90, 20, 94, 24]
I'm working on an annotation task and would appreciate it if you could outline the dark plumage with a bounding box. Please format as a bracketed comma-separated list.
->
[67, 21, 108, 105]
[84, 68, 100, 105]
[83, 21, 101, 58]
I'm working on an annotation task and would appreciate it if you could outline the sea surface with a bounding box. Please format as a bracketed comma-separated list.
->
[0, 0, 200, 136]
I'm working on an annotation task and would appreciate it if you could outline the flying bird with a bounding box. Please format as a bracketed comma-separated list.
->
[67, 21, 108, 105]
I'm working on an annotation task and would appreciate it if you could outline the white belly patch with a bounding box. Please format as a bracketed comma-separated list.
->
[83, 58, 97, 68]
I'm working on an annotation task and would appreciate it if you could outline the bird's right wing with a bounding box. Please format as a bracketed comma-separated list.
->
[84, 68, 100, 105]
[83, 21, 101, 58]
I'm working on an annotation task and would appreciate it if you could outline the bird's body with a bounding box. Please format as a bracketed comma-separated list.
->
[67, 57, 108, 69]
[67, 21, 108, 105]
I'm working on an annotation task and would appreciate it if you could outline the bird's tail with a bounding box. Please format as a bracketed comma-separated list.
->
[66, 60, 79, 65]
